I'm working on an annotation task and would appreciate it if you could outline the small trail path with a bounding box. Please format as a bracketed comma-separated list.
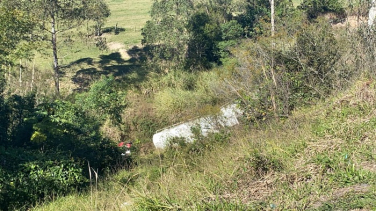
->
[107, 42, 131, 60]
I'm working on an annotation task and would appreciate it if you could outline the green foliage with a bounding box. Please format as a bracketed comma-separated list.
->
[298, 0, 346, 21]
[295, 20, 341, 91]
[311, 119, 333, 136]
[83, 0, 111, 36]
[274, 19, 346, 107]
[0, 91, 123, 210]
[236, 0, 296, 37]
[314, 151, 375, 186]
[248, 150, 285, 177]
[0, 77, 8, 144]
[197, 200, 251, 210]
[2, 0, 113, 94]
[2, 93, 36, 147]
[228, 19, 348, 125]
[154, 88, 213, 118]
[0, 6, 33, 65]
[135, 195, 178, 211]
[236, 0, 270, 37]
[75, 76, 127, 123]
[142, 0, 242, 71]
[186, 12, 222, 69]
[142, 0, 193, 72]
[32, 99, 122, 170]
[218, 20, 243, 60]
[195, 0, 234, 24]
[0, 147, 87, 210]
[164, 129, 231, 162]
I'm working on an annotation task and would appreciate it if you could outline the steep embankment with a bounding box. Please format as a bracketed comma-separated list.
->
[33, 79, 376, 210]
[126, 80, 376, 210]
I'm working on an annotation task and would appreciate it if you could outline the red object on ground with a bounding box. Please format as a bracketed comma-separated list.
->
[126, 143, 132, 148]
[118, 142, 125, 147]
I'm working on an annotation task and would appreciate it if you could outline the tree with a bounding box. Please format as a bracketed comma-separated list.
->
[142, 0, 241, 71]
[84, 0, 111, 36]
[2, 0, 111, 95]
[0, 7, 33, 67]
[142, 0, 194, 72]
[186, 12, 222, 69]
[30, 1, 89, 95]
[0, 5, 33, 145]
[298, 0, 346, 21]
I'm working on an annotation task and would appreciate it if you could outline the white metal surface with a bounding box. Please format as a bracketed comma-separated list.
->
[152, 104, 242, 149]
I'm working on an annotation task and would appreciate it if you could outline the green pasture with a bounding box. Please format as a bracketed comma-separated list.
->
[105, 0, 152, 46]
[28, 0, 153, 94]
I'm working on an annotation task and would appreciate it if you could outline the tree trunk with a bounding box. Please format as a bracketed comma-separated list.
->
[270, 0, 277, 117]
[51, 14, 60, 95]
[271, 0, 275, 37]
[8, 64, 11, 84]
[31, 60, 35, 92]
[19, 59, 22, 87]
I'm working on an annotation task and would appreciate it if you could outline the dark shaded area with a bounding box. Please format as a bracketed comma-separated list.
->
[127, 45, 150, 63]
[59, 58, 95, 79]
[72, 67, 99, 89]
[102, 26, 126, 35]
[0, 94, 125, 210]
[65, 57, 94, 67]
[68, 46, 150, 91]
[99, 52, 125, 66]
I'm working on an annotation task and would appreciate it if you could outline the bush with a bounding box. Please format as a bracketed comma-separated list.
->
[290, 19, 344, 97]
[0, 90, 123, 210]
[75, 75, 127, 124]
[218, 19, 347, 125]
[298, 0, 346, 21]
[0, 147, 87, 210]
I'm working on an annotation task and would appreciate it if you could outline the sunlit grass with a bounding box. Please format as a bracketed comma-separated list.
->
[104, 0, 152, 47]
[33, 79, 376, 210]
[24, 0, 153, 95]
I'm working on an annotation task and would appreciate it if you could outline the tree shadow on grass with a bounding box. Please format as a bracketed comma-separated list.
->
[102, 26, 126, 35]
[70, 47, 150, 92]
[66, 57, 94, 67]
[126, 45, 151, 63]
[99, 52, 125, 66]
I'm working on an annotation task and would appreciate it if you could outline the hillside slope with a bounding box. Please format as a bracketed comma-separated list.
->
[33, 79, 376, 210]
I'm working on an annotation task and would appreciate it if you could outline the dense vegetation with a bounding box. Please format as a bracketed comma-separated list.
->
[1, 0, 376, 210]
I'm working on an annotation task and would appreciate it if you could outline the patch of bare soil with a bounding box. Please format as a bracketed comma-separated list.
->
[107, 42, 131, 60]
[334, 80, 376, 109]
[360, 161, 376, 173]
[332, 16, 367, 29]
[311, 184, 371, 209]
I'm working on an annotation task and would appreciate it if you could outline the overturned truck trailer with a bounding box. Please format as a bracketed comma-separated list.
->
[152, 104, 243, 149]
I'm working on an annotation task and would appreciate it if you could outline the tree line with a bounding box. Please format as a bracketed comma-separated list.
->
[0, 0, 110, 95]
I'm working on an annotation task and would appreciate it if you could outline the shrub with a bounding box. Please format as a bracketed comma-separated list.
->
[0, 147, 87, 210]
[290, 19, 344, 97]
[75, 75, 127, 124]
[217, 19, 347, 125]
[298, 0, 346, 21]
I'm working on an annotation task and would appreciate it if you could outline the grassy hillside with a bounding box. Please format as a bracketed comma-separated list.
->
[33, 78, 376, 210]
[105, 0, 152, 46]
[6, 0, 153, 96]
[7, 0, 376, 210]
